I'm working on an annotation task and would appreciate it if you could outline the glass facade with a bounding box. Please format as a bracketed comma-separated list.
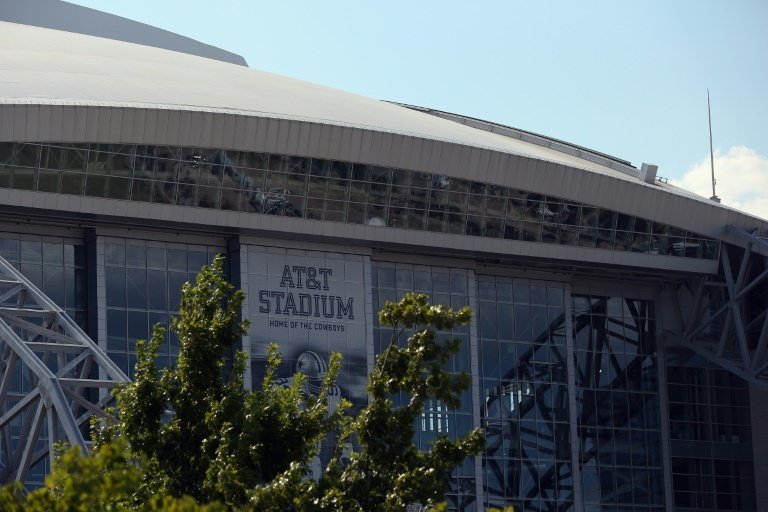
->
[573, 295, 665, 511]
[0, 142, 719, 260]
[477, 277, 573, 511]
[103, 239, 223, 377]
[0, 233, 88, 486]
[0, 222, 758, 509]
[372, 262, 476, 511]
[666, 350, 757, 511]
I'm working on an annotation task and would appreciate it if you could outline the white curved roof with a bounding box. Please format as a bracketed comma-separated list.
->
[0, 20, 629, 178]
[0, 18, 765, 245]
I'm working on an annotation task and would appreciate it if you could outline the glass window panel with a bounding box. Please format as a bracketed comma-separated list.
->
[168, 271, 187, 311]
[599, 210, 617, 230]
[146, 247, 165, 270]
[109, 153, 134, 177]
[504, 197, 525, 221]
[368, 182, 390, 204]
[286, 172, 307, 193]
[106, 309, 127, 352]
[521, 221, 541, 242]
[366, 204, 387, 226]
[406, 209, 426, 230]
[177, 163, 199, 185]
[133, 156, 154, 179]
[63, 244, 76, 268]
[390, 185, 408, 207]
[196, 186, 220, 208]
[307, 176, 328, 199]
[614, 230, 633, 252]
[85, 174, 107, 197]
[42, 242, 62, 266]
[151, 181, 175, 204]
[391, 168, 410, 186]
[15, 144, 40, 168]
[219, 188, 241, 211]
[105, 243, 124, 266]
[0, 143, 13, 165]
[580, 207, 599, 227]
[42, 264, 65, 306]
[265, 170, 287, 189]
[503, 220, 520, 240]
[409, 187, 428, 210]
[87, 151, 111, 174]
[153, 159, 177, 182]
[13, 168, 36, 190]
[147, 270, 168, 310]
[125, 245, 145, 268]
[176, 183, 197, 206]
[221, 166, 242, 189]
[485, 217, 504, 238]
[578, 227, 596, 248]
[541, 223, 559, 244]
[188, 251, 208, 273]
[105, 267, 126, 307]
[55, 171, 82, 195]
[345, 202, 365, 224]
[242, 168, 265, 190]
[326, 178, 348, 201]
[411, 172, 431, 189]
[236, 151, 267, 170]
[595, 229, 614, 249]
[634, 218, 651, 233]
[126, 267, 147, 309]
[444, 213, 464, 234]
[351, 163, 372, 181]
[20, 241, 42, 265]
[127, 310, 149, 351]
[309, 158, 330, 176]
[387, 207, 407, 228]
[0, 166, 10, 188]
[468, 194, 485, 215]
[465, 215, 482, 236]
[131, 179, 153, 202]
[427, 210, 444, 232]
[328, 160, 350, 179]
[106, 176, 131, 199]
[631, 233, 650, 253]
[200, 165, 224, 187]
[36, 169, 60, 193]
[369, 165, 390, 183]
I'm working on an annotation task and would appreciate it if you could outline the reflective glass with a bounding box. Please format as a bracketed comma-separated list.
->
[2, 143, 719, 261]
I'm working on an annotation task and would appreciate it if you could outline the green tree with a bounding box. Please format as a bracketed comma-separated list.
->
[252, 293, 485, 512]
[102, 255, 344, 507]
[2, 262, 488, 511]
[0, 439, 226, 512]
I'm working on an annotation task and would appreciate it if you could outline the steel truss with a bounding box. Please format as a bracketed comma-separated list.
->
[0, 256, 128, 484]
[668, 226, 768, 389]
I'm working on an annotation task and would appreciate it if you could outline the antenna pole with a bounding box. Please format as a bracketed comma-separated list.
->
[707, 89, 720, 202]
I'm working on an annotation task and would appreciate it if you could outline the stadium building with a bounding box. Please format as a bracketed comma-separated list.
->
[1, 2, 767, 510]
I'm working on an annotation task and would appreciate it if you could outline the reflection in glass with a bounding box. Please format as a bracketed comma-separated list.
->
[0, 143, 718, 261]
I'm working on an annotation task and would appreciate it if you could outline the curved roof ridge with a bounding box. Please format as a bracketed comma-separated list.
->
[391, 102, 638, 177]
[0, 0, 247, 66]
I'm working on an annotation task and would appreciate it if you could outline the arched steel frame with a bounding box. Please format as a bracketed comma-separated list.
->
[668, 226, 768, 389]
[0, 255, 128, 484]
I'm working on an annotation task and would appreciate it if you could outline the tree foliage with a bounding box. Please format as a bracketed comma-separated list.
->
[100, 254, 344, 508]
[251, 293, 485, 512]
[2, 259, 491, 511]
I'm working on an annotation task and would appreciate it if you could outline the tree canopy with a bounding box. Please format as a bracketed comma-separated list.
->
[0, 256, 503, 511]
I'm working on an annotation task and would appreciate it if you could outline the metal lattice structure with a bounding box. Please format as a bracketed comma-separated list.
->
[669, 226, 768, 389]
[0, 255, 128, 484]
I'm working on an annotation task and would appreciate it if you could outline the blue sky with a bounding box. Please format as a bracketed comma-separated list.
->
[69, 1, 768, 217]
